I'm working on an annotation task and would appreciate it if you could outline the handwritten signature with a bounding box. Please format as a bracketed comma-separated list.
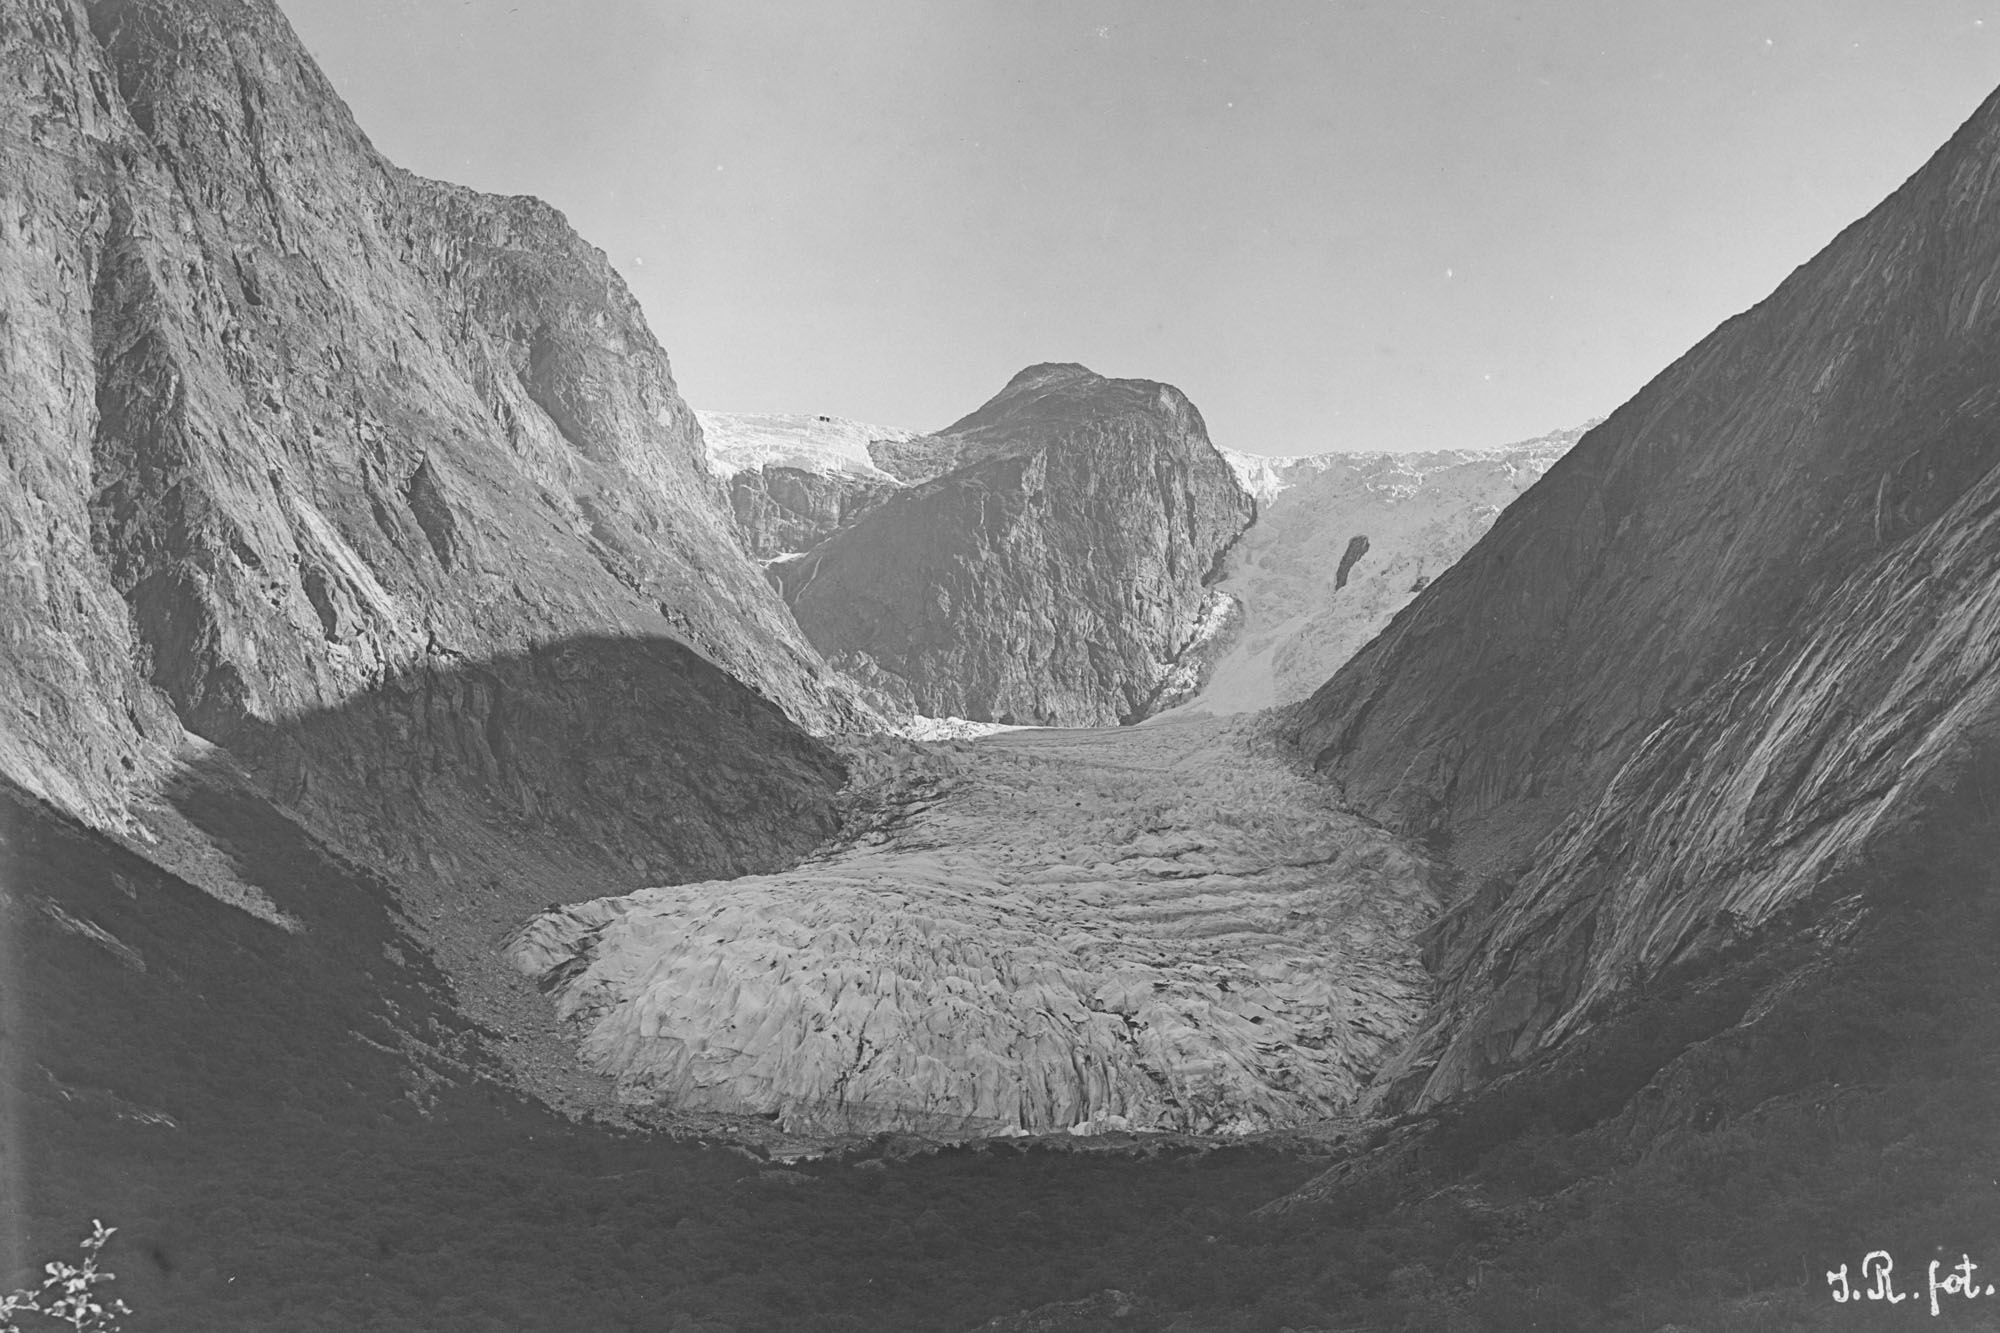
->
[1829, 1252, 1994, 1316]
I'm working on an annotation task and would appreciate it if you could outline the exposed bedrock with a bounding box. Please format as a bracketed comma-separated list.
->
[1373, 461, 2000, 1110]
[1292, 81, 2000, 1114]
[774, 364, 1256, 726]
[0, 0, 859, 884]
[728, 465, 900, 561]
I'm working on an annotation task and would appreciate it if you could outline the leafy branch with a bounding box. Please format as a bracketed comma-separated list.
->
[0, 1222, 131, 1333]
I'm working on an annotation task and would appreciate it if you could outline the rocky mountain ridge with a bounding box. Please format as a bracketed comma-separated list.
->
[1291, 78, 2000, 1118]
[771, 364, 1257, 726]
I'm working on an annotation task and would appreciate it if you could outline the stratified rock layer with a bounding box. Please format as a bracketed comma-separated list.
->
[509, 720, 1445, 1137]
[775, 365, 1255, 726]
[1, 0, 856, 895]
[1293, 82, 2000, 1110]
[1176, 430, 1583, 715]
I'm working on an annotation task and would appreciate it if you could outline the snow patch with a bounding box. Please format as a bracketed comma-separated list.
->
[1181, 423, 1595, 714]
[1222, 421, 1592, 506]
[1180, 587, 1239, 653]
[890, 715, 1039, 742]
[697, 410, 919, 484]
[1220, 449, 1292, 504]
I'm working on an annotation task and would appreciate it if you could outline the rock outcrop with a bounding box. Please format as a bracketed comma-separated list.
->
[697, 411, 913, 559]
[727, 466, 901, 562]
[1169, 429, 1584, 715]
[1293, 81, 2000, 1110]
[0, 0, 858, 896]
[509, 719, 1446, 1137]
[772, 364, 1255, 726]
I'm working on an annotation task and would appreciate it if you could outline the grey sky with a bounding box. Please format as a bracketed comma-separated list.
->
[281, 1, 2000, 455]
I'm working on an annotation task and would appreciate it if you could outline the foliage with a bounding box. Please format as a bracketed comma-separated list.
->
[1, 1223, 130, 1333]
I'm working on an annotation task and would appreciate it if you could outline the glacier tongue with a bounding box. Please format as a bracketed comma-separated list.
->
[508, 718, 1445, 1138]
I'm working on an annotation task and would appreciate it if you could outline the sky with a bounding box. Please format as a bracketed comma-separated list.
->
[279, 1, 2000, 456]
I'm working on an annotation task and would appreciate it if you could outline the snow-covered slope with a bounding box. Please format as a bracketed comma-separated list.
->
[695, 411, 922, 561]
[1172, 425, 1592, 715]
[696, 410, 917, 483]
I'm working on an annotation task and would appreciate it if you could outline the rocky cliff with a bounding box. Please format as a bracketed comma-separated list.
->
[774, 364, 1255, 726]
[1, 0, 859, 911]
[1168, 429, 1584, 716]
[1292, 82, 2000, 1112]
[697, 411, 913, 559]
[0, 0, 871, 1106]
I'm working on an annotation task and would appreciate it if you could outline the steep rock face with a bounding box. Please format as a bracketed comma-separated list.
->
[727, 465, 900, 560]
[1171, 430, 1582, 716]
[1373, 455, 2000, 1109]
[696, 411, 914, 559]
[775, 365, 1256, 726]
[1297, 87, 2000, 868]
[0, 0, 856, 884]
[509, 720, 1446, 1138]
[1293, 83, 2000, 1109]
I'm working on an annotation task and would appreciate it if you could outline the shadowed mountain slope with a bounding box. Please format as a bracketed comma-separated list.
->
[192, 634, 846, 1095]
[1298, 87, 2000, 868]
[1292, 82, 2000, 1114]
[775, 364, 1255, 726]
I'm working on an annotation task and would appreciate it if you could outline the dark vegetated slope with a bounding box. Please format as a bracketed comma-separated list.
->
[1212, 763, 2000, 1332]
[778, 364, 1254, 725]
[3, 781, 1339, 1333]
[209, 634, 845, 924]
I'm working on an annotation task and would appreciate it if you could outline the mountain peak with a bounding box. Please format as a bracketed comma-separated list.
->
[940, 363, 1201, 446]
[1001, 361, 1101, 389]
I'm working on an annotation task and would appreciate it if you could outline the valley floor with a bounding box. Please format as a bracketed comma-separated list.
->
[14, 759, 2000, 1333]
